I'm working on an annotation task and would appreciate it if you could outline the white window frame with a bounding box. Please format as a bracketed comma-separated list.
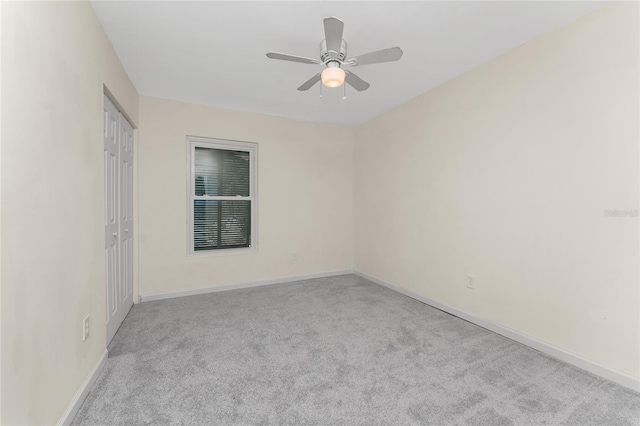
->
[186, 136, 258, 257]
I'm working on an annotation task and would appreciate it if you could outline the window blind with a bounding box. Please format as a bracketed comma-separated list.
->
[193, 148, 251, 251]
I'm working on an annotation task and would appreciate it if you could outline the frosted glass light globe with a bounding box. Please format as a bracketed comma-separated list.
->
[321, 66, 346, 88]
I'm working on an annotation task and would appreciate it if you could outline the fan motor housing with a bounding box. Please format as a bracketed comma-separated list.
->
[320, 39, 347, 64]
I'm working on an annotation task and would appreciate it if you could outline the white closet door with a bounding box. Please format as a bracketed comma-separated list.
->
[104, 95, 133, 344]
[119, 113, 134, 316]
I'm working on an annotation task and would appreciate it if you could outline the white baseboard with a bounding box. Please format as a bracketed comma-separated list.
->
[58, 349, 108, 426]
[140, 269, 353, 303]
[354, 270, 640, 393]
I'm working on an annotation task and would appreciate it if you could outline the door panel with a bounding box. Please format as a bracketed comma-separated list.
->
[104, 95, 133, 344]
[104, 97, 119, 330]
[120, 115, 134, 305]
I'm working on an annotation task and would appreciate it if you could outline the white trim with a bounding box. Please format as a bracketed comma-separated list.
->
[185, 136, 258, 257]
[140, 269, 353, 302]
[354, 270, 640, 393]
[187, 246, 257, 258]
[57, 350, 108, 426]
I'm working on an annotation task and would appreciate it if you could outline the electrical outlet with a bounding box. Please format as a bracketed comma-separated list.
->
[466, 274, 475, 290]
[82, 316, 90, 342]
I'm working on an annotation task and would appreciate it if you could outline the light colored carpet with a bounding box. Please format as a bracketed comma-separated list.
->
[72, 274, 640, 425]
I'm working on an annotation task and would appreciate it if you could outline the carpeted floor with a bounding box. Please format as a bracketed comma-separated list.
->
[72, 274, 640, 425]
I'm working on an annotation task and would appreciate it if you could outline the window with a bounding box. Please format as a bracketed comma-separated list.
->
[187, 136, 257, 255]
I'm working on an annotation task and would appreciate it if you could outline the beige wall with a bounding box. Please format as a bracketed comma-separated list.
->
[137, 97, 353, 297]
[354, 2, 639, 378]
[1, 2, 139, 424]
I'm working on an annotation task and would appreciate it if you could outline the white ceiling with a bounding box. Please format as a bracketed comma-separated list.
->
[92, 1, 606, 127]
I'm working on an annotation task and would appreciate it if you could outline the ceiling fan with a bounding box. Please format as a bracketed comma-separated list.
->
[266, 17, 403, 93]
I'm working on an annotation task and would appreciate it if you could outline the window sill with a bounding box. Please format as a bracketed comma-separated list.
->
[188, 247, 258, 258]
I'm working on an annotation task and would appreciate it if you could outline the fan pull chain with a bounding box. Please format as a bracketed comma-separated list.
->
[319, 83, 323, 98]
[343, 83, 347, 100]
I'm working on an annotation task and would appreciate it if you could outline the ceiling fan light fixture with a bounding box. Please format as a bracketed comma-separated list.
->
[321, 66, 345, 88]
[266, 17, 403, 92]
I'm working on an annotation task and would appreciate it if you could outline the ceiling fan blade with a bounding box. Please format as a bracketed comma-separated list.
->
[350, 47, 403, 66]
[297, 73, 322, 91]
[324, 17, 344, 53]
[345, 71, 370, 92]
[266, 52, 320, 65]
